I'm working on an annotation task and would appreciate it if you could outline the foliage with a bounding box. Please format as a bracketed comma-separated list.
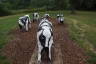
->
[0, 3, 12, 16]
[0, 0, 96, 10]
[0, 0, 96, 16]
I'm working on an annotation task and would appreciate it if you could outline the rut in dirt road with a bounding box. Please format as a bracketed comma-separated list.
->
[3, 18, 87, 64]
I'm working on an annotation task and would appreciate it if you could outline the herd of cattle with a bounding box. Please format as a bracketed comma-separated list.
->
[18, 12, 64, 63]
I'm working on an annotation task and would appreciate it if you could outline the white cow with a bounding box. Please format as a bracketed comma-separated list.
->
[33, 12, 39, 22]
[57, 14, 64, 24]
[37, 18, 53, 63]
[18, 15, 31, 32]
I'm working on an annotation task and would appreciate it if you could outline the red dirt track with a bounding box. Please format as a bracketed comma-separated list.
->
[3, 18, 87, 64]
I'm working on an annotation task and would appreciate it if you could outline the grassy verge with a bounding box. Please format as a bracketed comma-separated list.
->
[0, 14, 27, 64]
[65, 11, 96, 64]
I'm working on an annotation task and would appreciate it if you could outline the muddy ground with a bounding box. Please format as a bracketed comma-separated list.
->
[2, 18, 88, 64]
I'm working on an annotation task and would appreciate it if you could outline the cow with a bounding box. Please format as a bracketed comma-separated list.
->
[44, 14, 50, 19]
[57, 14, 64, 24]
[18, 15, 31, 32]
[37, 18, 53, 63]
[33, 12, 39, 22]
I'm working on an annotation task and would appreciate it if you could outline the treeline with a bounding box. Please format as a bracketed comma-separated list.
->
[0, 0, 96, 10]
[0, 0, 96, 16]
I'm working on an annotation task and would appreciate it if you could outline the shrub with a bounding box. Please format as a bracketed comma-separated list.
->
[0, 3, 12, 16]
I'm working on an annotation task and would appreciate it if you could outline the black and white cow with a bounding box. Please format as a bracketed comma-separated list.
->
[18, 15, 31, 32]
[57, 14, 64, 24]
[44, 14, 50, 19]
[33, 12, 39, 22]
[37, 18, 53, 63]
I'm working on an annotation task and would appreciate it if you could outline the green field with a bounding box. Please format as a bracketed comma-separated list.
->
[0, 11, 96, 64]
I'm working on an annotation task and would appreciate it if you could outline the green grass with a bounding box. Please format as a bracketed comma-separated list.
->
[0, 14, 27, 49]
[0, 14, 27, 64]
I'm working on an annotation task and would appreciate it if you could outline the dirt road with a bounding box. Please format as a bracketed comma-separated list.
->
[3, 18, 87, 64]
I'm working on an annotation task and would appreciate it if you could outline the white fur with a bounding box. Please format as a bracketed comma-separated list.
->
[18, 20, 24, 26]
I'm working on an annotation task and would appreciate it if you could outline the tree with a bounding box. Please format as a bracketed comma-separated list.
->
[0, 3, 11, 16]
[54, 0, 68, 10]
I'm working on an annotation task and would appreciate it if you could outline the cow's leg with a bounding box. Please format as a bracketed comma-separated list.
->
[38, 45, 43, 63]
[51, 36, 54, 45]
[29, 23, 31, 29]
[29, 17, 31, 27]
[49, 44, 52, 61]
[37, 33, 42, 62]
[49, 45, 52, 61]
[19, 24, 22, 30]
[49, 36, 54, 61]
[25, 22, 28, 31]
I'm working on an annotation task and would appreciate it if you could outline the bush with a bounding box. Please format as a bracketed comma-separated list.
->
[0, 3, 12, 16]
[12, 8, 46, 14]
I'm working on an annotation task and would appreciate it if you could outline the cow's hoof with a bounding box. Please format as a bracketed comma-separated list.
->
[48, 59, 52, 64]
[37, 61, 41, 64]
[48, 58, 51, 62]
[52, 44, 55, 47]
